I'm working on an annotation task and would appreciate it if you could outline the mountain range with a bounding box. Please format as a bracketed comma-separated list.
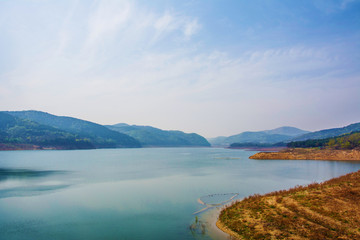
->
[1, 110, 359, 150]
[210, 123, 360, 147]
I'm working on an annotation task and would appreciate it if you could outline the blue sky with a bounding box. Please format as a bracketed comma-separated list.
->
[0, 0, 359, 137]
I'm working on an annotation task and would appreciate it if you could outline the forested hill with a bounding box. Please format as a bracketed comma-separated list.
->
[0, 112, 94, 150]
[4, 111, 141, 148]
[107, 123, 210, 147]
[292, 122, 360, 141]
[288, 132, 360, 150]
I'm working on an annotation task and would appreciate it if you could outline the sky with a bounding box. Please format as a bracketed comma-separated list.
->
[0, 0, 359, 138]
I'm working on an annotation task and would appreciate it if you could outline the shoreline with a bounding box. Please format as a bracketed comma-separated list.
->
[228, 146, 287, 152]
[202, 203, 240, 240]
[215, 219, 240, 240]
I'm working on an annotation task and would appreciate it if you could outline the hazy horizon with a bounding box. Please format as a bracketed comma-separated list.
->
[1, 0, 359, 138]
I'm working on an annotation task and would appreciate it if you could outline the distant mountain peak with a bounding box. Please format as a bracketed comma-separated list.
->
[208, 126, 310, 146]
[112, 123, 130, 127]
[264, 126, 310, 136]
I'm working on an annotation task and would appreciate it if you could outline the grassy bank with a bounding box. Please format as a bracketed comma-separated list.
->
[217, 170, 360, 239]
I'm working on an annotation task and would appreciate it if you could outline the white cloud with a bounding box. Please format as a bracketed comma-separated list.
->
[154, 12, 175, 32]
[152, 11, 200, 42]
[86, 0, 132, 47]
[56, 1, 79, 56]
[2, 36, 358, 136]
[183, 19, 201, 39]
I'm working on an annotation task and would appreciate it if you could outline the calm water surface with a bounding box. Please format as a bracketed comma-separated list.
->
[1, 148, 360, 240]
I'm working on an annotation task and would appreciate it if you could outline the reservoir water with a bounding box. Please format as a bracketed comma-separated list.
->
[1, 148, 360, 240]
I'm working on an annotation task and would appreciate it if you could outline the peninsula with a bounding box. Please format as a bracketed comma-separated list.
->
[250, 148, 360, 161]
[217, 170, 360, 239]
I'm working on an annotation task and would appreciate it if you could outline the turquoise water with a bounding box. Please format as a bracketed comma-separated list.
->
[0, 148, 360, 240]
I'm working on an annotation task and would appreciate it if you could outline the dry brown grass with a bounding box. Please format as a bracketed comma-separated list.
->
[218, 170, 360, 239]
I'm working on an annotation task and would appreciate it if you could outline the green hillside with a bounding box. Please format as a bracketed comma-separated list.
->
[107, 123, 210, 147]
[5, 111, 141, 148]
[0, 112, 94, 150]
[287, 131, 360, 150]
[292, 122, 360, 141]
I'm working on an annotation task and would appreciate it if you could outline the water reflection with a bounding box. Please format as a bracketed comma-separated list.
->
[0, 184, 70, 198]
[0, 168, 65, 181]
[0, 168, 69, 198]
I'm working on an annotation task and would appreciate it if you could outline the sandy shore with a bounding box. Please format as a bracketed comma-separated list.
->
[200, 198, 244, 240]
[201, 207, 233, 240]
[215, 219, 240, 240]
